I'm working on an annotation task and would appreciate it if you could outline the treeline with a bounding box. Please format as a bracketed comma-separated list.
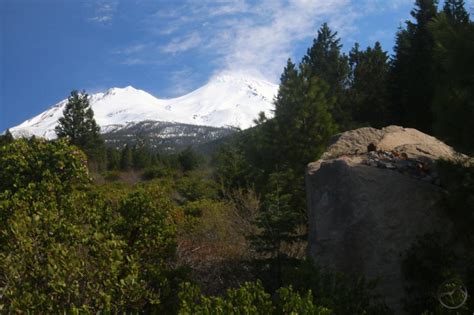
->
[105, 144, 203, 173]
[213, 0, 474, 301]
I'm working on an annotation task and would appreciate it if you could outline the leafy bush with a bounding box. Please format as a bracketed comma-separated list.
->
[0, 139, 183, 313]
[142, 165, 172, 180]
[178, 147, 203, 172]
[176, 174, 218, 202]
[178, 280, 332, 315]
[0, 138, 90, 195]
[278, 259, 392, 315]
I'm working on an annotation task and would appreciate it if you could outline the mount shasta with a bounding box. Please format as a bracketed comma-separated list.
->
[9, 74, 279, 151]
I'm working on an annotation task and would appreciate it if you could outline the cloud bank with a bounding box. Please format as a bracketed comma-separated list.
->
[114, 0, 418, 85]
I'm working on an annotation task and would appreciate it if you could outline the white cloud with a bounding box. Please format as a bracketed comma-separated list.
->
[119, 0, 416, 82]
[160, 32, 203, 54]
[186, 0, 353, 80]
[168, 67, 201, 96]
[89, 0, 119, 24]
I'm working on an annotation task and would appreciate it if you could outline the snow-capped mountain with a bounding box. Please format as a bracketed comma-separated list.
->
[10, 73, 279, 140]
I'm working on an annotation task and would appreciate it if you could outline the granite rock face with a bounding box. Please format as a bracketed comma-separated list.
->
[306, 126, 464, 313]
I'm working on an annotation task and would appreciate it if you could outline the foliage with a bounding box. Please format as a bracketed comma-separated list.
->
[0, 138, 90, 195]
[274, 59, 338, 174]
[347, 42, 391, 128]
[178, 280, 332, 315]
[443, 0, 469, 24]
[142, 165, 172, 181]
[0, 139, 183, 313]
[132, 141, 153, 170]
[178, 146, 203, 172]
[280, 259, 392, 315]
[249, 171, 303, 287]
[55, 90, 105, 161]
[120, 144, 133, 171]
[390, 0, 439, 133]
[430, 12, 474, 154]
[302, 23, 350, 127]
[106, 146, 121, 170]
[0, 129, 14, 147]
[176, 173, 218, 202]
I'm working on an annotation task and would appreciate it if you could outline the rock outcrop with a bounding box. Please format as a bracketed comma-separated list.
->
[306, 126, 465, 313]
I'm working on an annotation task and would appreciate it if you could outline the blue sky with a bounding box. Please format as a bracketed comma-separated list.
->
[1, 0, 472, 131]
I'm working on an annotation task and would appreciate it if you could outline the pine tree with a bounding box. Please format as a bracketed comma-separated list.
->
[0, 129, 14, 146]
[302, 23, 350, 127]
[106, 147, 121, 170]
[250, 171, 301, 288]
[390, 0, 439, 133]
[178, 146, 202, 172]
[55, 90, 104, 160]
[274, 61, 338, 173]
[430, 5, 474, 154]
[347, 42, 391, 128]
[443, 0, 469, 24]
[120, 145, 133, 171]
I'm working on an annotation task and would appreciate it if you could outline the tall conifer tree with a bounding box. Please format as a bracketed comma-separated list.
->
[390, 0, 438, 133]
[443, 0, 469, 24]
[302, 23, 350, 127]
[348, 42, 391, 128]
[430, 1, 474, 153]
[55, 90, 104, 160]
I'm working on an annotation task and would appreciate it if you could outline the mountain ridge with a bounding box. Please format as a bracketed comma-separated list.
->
[9, 73, 279, 140]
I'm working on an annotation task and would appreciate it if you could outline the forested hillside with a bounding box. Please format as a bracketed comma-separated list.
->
[1, 0, 473, 313]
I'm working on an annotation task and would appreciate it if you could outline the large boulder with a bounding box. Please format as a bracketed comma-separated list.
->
[306, 126, 465, 313]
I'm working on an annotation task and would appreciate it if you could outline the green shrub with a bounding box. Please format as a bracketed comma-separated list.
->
[176, 175, 218, 202]
[178, 147, 203, 172]
[142, 166, 171, 180]
[103, 170, 121, 181]
[277, 259, 392, 315]
[178, 280, 332, 315]
[0, 139, 184, 313]
[0, 138, 90, 195]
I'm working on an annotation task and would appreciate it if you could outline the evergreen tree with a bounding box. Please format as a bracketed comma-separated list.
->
[347, 42, 391, 128]
[430, 8, 474, 154]
[178, 147, 202, 172]
[0, 129, 14, 146]
[120, 145, 133, 171]
[132, 145, 152, 170]
[302, 23, 350, 127]
[390, 0, 439, 132]
[443, 0, 469, 24]
[250, 171, 301, 287]
[106, 147, 121, 170]
[274, 61, 338, 173]
[55, 90, 104, 160]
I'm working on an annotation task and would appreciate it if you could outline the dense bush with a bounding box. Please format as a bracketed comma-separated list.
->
[0, 138, 90, 195]
[176, 174, 218, 202]
[178, 280, 332, 315]
[142, 165, 172, 180]
[0, 139, 183, 313]
[178, 147, 203, 172]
